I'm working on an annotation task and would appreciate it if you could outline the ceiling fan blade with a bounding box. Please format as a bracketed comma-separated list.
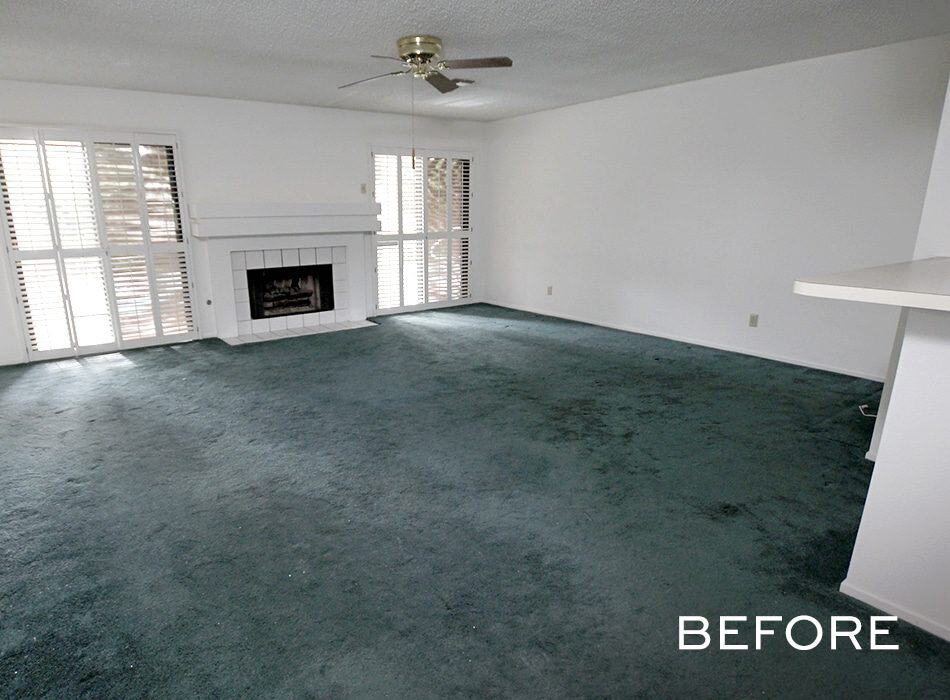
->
[370, 55, 405, 63]
[440, 57, 512, 69]
[338, 70, 407, 89]
[424, 71, 458, 94]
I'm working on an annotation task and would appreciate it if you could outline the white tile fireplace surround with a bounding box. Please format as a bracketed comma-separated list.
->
[189, 203, 380, 342]
[227, 245, 374, 343]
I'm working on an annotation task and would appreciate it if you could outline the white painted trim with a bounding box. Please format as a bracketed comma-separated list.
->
[190, 202, 379, 219]
[189, 202, 381, 238]
[371, 297, 482, 317]
[191, 218, 379, 238]
[484, 299, 886, 382]
[840, 579, 950, 642]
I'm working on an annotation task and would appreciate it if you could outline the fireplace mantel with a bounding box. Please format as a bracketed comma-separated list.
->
[189, 202, 381, 238]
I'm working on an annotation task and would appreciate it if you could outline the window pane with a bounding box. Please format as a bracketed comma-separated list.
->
[401, 155, 423, 235]
[0, 139, 54, 251]
[402, 239, 425, 306]
[16, 259, 71, 351]
[426, 157, 447, 233]
[139, 144, 183, 244]
[451, 158, 471, 232]
[44, 141, 99, 250]
[376, 240, 400, 309]
[373, 154, 399, 235]
[94, 142, 144, 246]
[153, 250, 193, 336]
[451, 237, 470, 300]
[111, 254, 155, 341]
[63, 256, 114, 346]
[426, 237, 448, 303]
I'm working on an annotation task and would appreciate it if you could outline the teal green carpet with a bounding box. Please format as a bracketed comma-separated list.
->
[0, 305, 947, 697]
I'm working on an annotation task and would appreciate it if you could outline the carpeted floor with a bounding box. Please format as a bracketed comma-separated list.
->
[0, 304, 947, 697]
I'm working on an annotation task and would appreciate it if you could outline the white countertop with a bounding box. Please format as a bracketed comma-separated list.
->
[794, 257, 950, 312]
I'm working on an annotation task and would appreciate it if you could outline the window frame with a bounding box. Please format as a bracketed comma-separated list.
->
[368, 145, 475, 314]
[0, 125, 198, 361]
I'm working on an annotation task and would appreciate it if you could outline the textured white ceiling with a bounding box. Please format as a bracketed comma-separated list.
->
[1, 1, 949, 121]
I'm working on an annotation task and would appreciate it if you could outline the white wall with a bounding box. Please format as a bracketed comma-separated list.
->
[483, 35, 950, 380]
[915, 72, 950, 259]
[0, 81, 487, 364]
[838, 74, 950, 641]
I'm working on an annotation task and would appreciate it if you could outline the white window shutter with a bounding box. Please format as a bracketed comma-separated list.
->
[110, 254, 155, 341]
[138, 144, 183, 244]
[62, 256, 115, 346]
[402, 239, 425, 306]
[0, 139, 54, 251]
[426, 238, 449, 303]
[451, 237, 470, 300]
[153, 250, 193, 335]
[374, 154, 399, 235]
[426, 157, 447, 233]
[372, 150, 472, 312]
[376, 240, 401, 310]
[93, 142, 144, 246]
[43, 141, 101, 251]
[400, 155, 423, 235]
[14, 259, 72, 352]
[1, 129, 196, 360]
[451, 158, 471, 232]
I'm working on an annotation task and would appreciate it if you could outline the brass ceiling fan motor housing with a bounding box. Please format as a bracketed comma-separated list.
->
[397, 35, 443, 64]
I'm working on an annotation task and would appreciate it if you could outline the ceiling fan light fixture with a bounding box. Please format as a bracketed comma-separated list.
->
[396, 35, 443, 62]
[338, 35, 512, 93]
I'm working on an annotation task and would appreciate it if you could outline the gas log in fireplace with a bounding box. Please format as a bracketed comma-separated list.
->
[247, 264, 334, 319]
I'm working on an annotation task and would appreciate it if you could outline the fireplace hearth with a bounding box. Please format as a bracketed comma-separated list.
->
[247, 264, 334, 319]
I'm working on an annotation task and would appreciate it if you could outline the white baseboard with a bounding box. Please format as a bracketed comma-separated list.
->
[371, 298, 483, 317]
[483, 299, 885, 383]
[840, 579, 950, 642]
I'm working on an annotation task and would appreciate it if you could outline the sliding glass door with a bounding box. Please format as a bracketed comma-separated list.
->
[372, 149, 472, 313]
[0, 129, 195, 361]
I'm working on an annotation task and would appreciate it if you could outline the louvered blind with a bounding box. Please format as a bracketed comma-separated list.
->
[1, 129, 196, 360]
[374, 154, 399, 235]
[376, 240, 400, 309]
[44, 141, 100, 250]
[451, 237, 470, 300]
[372, 149, 472, 312]
[63, 256, 114, 346]
[426, 238, 449, 303]
[153, 251, 193, 335]
[402, 239, 425, 306]
[0, 139, 53, 251]
[400, 155, 424, 235]
[15, 259, 71, 352]
[110, 254, 155, 341]
[94, 142, 144, 246]
[426, 157, 447, 233]
[451, 158, 471, 232]
[139, 144, 183, 244]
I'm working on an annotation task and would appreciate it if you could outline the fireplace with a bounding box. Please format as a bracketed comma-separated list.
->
[247, 264, 334, 319]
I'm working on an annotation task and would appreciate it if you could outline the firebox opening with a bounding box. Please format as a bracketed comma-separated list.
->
[247, 264, 334, 319]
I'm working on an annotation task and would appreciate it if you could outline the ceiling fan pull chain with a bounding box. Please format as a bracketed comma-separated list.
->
[411, 74, 416, 167]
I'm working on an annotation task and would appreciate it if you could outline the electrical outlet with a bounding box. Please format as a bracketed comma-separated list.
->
[546, 285, 553, 296]
[360, 183, 367, 194]
[749, 313, 759, 328]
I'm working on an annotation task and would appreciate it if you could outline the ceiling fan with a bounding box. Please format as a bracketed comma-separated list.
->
[339, 35, 512, 93]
